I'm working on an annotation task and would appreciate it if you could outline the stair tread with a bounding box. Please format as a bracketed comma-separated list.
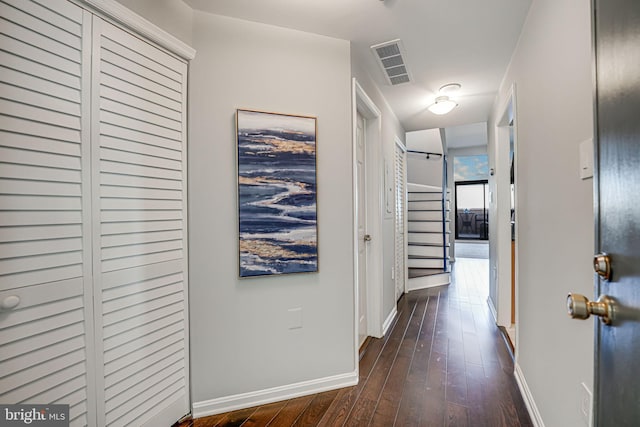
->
[408, 268, 450, 279]
[409, 255, 451, 260]
[408, 242, 451, 247]
[408, 230, 452, 234]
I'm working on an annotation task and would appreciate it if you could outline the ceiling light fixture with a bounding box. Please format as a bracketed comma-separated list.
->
[428, 95, 458, 115]
[439, 83, 461, 95]
[427, 83, 461, 115]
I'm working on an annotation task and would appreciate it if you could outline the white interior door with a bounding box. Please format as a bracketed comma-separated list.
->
[356, 113, 368, 347]
[0, 1, 93, 425]
[91, 18, 190, 426]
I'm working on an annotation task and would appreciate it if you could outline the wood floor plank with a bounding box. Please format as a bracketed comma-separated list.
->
[341, 300, 418, 425]
[315, 387, 357, 427]
[446, 401, 469, 427]
[369, 298, 428, 426]
[318, 333, 397, 427]
[419, 350, 447, 427]
[292, 390, 339, 426]
[185, 259, 533, 427]
[241, 401, 287, 427]
[266, 395, 314, 426]
[394, 292, 439, 426]
[214, 407, 257, 427]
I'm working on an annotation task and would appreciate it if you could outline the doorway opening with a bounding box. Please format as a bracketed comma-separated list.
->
[455, 180, 489, 240]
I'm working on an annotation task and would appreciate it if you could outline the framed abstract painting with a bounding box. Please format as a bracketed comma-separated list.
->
[236, 109, 318, 277]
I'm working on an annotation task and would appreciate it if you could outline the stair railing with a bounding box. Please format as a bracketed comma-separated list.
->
[441, 154, 448, 271]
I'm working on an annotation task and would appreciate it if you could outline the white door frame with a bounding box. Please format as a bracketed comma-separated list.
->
[493, 84, 518, 336]
[352, 79, 384, 370]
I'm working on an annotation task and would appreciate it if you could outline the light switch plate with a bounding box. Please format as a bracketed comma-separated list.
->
[580, 382, 593, 426]
[579, 139, 593, 179]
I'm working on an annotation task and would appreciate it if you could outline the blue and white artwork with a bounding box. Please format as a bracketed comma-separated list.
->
[237, 109, 318, 277]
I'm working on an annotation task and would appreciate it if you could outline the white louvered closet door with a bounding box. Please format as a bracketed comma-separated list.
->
[394, 143, 407, 301]
[92, 18, 190, 427]
[0, 0, 94, 425]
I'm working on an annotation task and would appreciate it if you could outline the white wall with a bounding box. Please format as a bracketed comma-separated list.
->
[488, 0, 594, 425]
[406, 129, 444, 187]
[350, 55, 406, 329]
[188, 11, 355, 409]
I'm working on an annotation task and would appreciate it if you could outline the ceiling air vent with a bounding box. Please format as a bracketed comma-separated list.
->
[371, 39, 412, 86]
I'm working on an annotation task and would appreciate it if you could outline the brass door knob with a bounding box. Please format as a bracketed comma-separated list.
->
[593, 253, 611, 280]
[567, 293, 614, 325]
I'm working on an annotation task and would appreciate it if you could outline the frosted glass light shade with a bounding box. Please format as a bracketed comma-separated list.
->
[428, 96, 457, 115]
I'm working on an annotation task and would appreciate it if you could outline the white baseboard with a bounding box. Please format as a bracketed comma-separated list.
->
[514, 363, 545, 427]
[192, 371, 358, 419]
[406, 273, 450, 292]
[382, 306, 397, 336]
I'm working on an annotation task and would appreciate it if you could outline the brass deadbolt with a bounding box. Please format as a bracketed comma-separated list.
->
[593, 253, 611, 280]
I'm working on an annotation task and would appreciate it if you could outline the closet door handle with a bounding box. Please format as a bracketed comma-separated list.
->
[1, 295, 20, 311]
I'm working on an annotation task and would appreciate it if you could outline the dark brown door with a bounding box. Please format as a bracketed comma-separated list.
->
[594, 0, 640, 424]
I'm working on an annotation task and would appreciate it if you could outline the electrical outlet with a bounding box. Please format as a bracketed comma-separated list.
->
[580, 382, 593, 426]
[287, 307, 303, 330]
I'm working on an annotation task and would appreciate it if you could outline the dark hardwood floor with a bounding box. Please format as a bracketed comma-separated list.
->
[181, 258, 532, 427]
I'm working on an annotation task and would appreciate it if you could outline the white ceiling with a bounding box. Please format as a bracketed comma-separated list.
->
[185, 0, 531, 133]
[445, 122, 489, 149]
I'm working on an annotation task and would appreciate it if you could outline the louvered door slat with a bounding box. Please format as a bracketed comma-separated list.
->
[100, 146, 182, 170]
[0, 34, 81, 77]
[4, 0, 82, 29]
[101, 134, 182, 160]
[0, 1, 91, 424]
[100, 75, 182, 113]
[0, 5, 81, 50]
[103, 331, 183, 377]
[100, 86, 182, 123]
[0, 224, 81, 242]
[2, 336, 85, 375]
[103, 325, 184, 369]
[17, 370, 86, 408]
[100, 160, 182, 180]
[0, 82, 82, 117]
[0, 131, 81, 156]
[93, 17, 189, 426]
[101, 185, 182, 201]
[101, 209, 182, 223]
[105, 371, 184, 426]
[100, 24, 183, 79]
[0, 179, 81, 197]
[2, 323, 84, 362]
[0, 116, 81, 142]
[104, 339, 183, 390]
[100, 48, 181, 93]
[394, 144, 407, 300]
[102, 229, 182, 247]
[0, 51, 81, 91]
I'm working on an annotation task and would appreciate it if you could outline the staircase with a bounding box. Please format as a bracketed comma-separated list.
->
[407, 183, 451, 290]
